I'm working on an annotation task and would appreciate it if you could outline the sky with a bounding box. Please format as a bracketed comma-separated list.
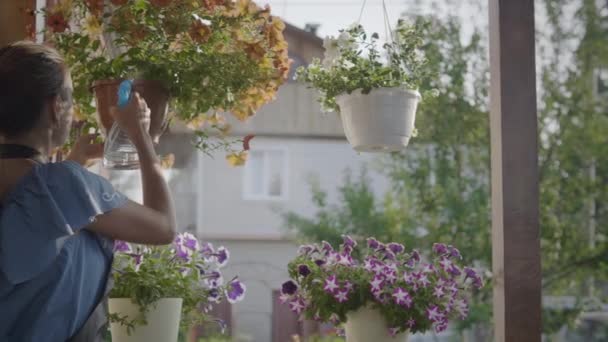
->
[260, 0, 486, 43]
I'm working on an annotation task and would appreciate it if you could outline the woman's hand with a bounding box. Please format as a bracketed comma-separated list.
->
[66, 134, 104, 167]
[110, 91, 151, 141]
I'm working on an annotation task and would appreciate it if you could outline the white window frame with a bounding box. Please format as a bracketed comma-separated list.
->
[242, 146, 289, 201]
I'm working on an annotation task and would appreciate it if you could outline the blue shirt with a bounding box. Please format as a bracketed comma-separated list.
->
[0, 161, 127, 341]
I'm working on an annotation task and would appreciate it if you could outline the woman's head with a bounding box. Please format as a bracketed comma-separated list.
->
[0, 41, 73, 148]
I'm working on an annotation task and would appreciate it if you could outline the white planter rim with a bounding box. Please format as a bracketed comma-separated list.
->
[336, 87, 421, 104]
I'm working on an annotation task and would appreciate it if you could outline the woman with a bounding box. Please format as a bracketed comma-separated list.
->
[0, 41, 177, 341]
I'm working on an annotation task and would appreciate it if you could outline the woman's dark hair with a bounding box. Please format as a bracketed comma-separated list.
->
[0, 41, 68, 138]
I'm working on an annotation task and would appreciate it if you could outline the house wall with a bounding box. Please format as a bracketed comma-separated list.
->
[196, 136, 389, 240]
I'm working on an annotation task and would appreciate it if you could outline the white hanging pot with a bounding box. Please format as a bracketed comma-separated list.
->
[336, 87, 420, 152]
[108, 298, 183, 342]
[345, 306, 409, 342]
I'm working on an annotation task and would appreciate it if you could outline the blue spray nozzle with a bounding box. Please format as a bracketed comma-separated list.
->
[117, 79, 133, 108]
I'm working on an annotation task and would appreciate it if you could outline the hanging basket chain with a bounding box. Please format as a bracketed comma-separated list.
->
[357, 0, 368, 24]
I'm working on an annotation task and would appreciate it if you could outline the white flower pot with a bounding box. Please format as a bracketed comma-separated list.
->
[336, 88, 420, 152]
[345, 306, 408, 342]
[109, 298, 183, 342]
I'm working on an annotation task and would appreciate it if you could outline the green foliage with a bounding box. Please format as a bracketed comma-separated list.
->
[295, 19, 437, 112]
[284, 0, 608, 335]
[537, 0, 608, 295]
[283, 169, 417, 248]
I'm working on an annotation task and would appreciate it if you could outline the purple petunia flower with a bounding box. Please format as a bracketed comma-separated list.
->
[465, 268, 484, 289]
[372, 262, 385, 275]
[392, 288, 412, 308]
[448, 264, 462, 276]
[297, 245, 314, 256]
[388, 327, 399, 337]
[435, 320, 448, 333]
[114, 240, 132, 253]
[175, 244, 192, 262]
[343, 280, 354, 292]
[403, 271, 415, 285]
[324, 275, 339, 294]
[370, 275, 385, 292]
[282, 280, 298, 295]
[433, 285, 445, 298]
[298, 264, 311, 277]
[289, 297, 306, 314]
[367, 237, 380, 249]
[454, 298, 469, 319]
[439, 257, 453, 273]
[411, 249, 421, 262]
[216, 246, 230, 267]
[208, 271, 224, 288]
[448, 245, 462, 259]
[334, 289, 349, 303]
[406, 318, 415, 328]
[384, 270, 398, 284]
[182, 233, 199, 251]
[226, 279, 246, 304]
[422, 263, 436, 274]
[200, 242, 215, 256]
[133, 254, 144, 271]
[447, 282, 459, 295]
[417, 273, 431, 288]
[364, 257, 378, 271]
[383, 249, 396, 261]
[343, 245, 353, 256]
[314, 259, 326, 267]
[464, 267, 478, 279]
[342, 235, 357, 248]
[208, 288, 221, 303]
[279, 293, 291, 304]
[387, 242, 405, 254]
[432, 243, 448, 255]
[337, 252, 353, 266]
[426, 305, 444, 323]
[321, 241, 333, 253]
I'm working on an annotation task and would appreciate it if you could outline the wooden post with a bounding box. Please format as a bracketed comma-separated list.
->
[489, 0, 542, 341]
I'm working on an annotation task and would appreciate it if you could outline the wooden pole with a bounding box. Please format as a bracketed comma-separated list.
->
[489, 0, 542, 341]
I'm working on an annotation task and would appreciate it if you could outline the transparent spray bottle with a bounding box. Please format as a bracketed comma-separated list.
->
[102, 79, 140, 170]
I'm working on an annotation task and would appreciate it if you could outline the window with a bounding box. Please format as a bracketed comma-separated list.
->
[243, 148, 288, 200]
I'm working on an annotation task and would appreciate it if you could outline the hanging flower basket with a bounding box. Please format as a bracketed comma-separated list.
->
[42, 0, 290, 162]
[336, 88, 420, 152]
[296, 19, 437, 152]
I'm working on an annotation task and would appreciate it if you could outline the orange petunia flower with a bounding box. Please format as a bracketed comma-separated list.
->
[46, 12, 69, 33]
[226, 151, 248, 167]
[244, 43, 266, 61]
[189, 20, 212, 43]
[200, 0, 223, 11]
